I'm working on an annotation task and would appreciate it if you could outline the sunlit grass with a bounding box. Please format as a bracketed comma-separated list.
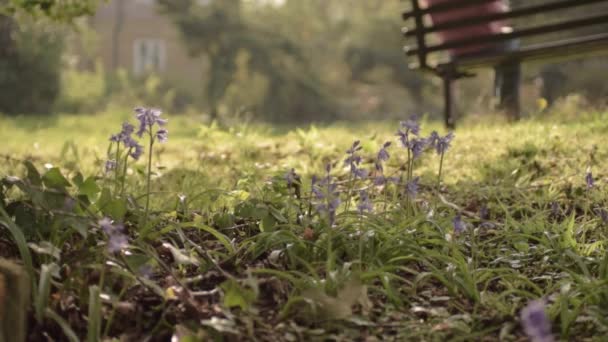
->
[1, 109, 608, 340]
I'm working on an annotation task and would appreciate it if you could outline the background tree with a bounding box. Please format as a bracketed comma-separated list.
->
[0, 0, 99, 114]
[158, 0, 336, 123]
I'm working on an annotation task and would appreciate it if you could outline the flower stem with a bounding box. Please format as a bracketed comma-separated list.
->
[113, 143, 120, 195]
[142, 132, 154, 230]
[344, 172, 354, 212]
[119, 148, 131, 197]
[437, 152, 445, 188]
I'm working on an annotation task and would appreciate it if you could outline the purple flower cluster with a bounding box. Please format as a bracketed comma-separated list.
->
[396, 117, 455, 161]
[521, 300, 554, 342]
[109, 121, 144, 161]
[344, 140, 367, 179]
[110, 122, 135, 143]
[135, 107, 168, 139]
[312, 165, 341, 226]
[98, 217, 128, 253]
[408, 138, 428, 160]
[374, 142, 398, 186]
[401, 117, 420, 136]
[396, 117, 422, 149]
[357, 190, 373, 214]
[432, 132, 455, 155]
[406, 177, 419, 199]
[107, 107, 168, 167]
[105, 159, 117, 173]
[452, 214, 466, 234]
[376, 142, 391, 167]
[285, 168, 297, 187]
[585, 171, 594, 189]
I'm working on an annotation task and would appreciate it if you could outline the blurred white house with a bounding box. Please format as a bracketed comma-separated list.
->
[91, 0, 205, 89]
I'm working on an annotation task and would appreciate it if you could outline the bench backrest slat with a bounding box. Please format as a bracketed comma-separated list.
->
[402, 0, 497, 20]
[404, 0, 605, 38]
[409, 0, 429, 68]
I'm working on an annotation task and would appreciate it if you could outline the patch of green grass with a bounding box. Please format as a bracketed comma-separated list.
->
[1, 109, 608, 341]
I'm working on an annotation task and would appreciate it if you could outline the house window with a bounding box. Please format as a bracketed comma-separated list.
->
[133, 39, 166, 75]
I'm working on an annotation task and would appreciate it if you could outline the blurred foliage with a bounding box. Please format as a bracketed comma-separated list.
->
[56, 62, 195, 114]
[157, 0, 337, 123]
[0, 0, 98, 21]
[1, 0, 608, 120]
[0, 14, 63, 114]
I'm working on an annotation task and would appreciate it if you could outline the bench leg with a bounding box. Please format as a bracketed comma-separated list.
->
[495, 60, 521, 120]
[443, 75, 455, 129]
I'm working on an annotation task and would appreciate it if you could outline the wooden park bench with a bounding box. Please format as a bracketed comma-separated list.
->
[401, 0, 608, 128]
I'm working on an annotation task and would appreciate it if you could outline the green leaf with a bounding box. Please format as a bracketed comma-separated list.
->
[36, 263, 60, 322]
[87, 285, 102, 342]
[162, 243, 200, 266]
[260, 213, 277, 232]
[28, 241, 61, 260]
[72, 172, 84, 187]
[97, 187, 111, 207]
[42, 168, 71, 189]
[221, 279, 256, 310]
[124, 253, 152, 271]
[23, 161, 42, 187]
[0, 206, 35, 291]
[78, 176, 101, 200]
[45, 309, 79, 342]
[181, 222, 235, 253]
[213, 212, 235, 229]
[102, 198, 127, 221]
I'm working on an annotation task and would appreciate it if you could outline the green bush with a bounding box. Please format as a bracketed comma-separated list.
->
[0, 14, 63, 115]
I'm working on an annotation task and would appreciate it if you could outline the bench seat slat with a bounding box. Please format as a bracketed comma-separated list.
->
[406, 13, 608, 57]
[452, 32, 608, 70]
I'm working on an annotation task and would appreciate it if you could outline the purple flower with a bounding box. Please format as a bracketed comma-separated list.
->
[156, 128, 169, 143]
[585, 171, 594, 189]
[138, 264, 154, 279]
[135, 107, 167, 137]
[357, 190, 373, 214]
[346, 140, 362, 154]
[345, 140, 367, 179]
[406, 177, 419, 199]
[105, 159, 117, 173]
[354, 168, 368, 179]
[550, 202, 559, 217]
[396, 129, 409, 148]
[595, 208, 608, 224]
[122, 136, 144, 160]
[400, 117, 420, 136]
[98, 218, 129, 253]
[374, 175, 399, 186]
[521, 300, 554, 342]
[285, 168, 296, 187]
[110, 122, 136, 144]
[409, 138, 428, 160]
[344, 154, 362, 168]
[377, 142, 391, 162]
[453, 214, 466, 234]
[121, 122, 135, 136]
[435, 132, 454, 155]
[99, 217, 115, 234]
[428, 131, 440, 147]
[313, 171, 340, 226]
[108, 233, 129, 253]
[129, 142, 144, 161]
[479, 205, 489, 220]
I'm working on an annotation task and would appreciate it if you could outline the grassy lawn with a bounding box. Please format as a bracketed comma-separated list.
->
[1, 110, 608, 341]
